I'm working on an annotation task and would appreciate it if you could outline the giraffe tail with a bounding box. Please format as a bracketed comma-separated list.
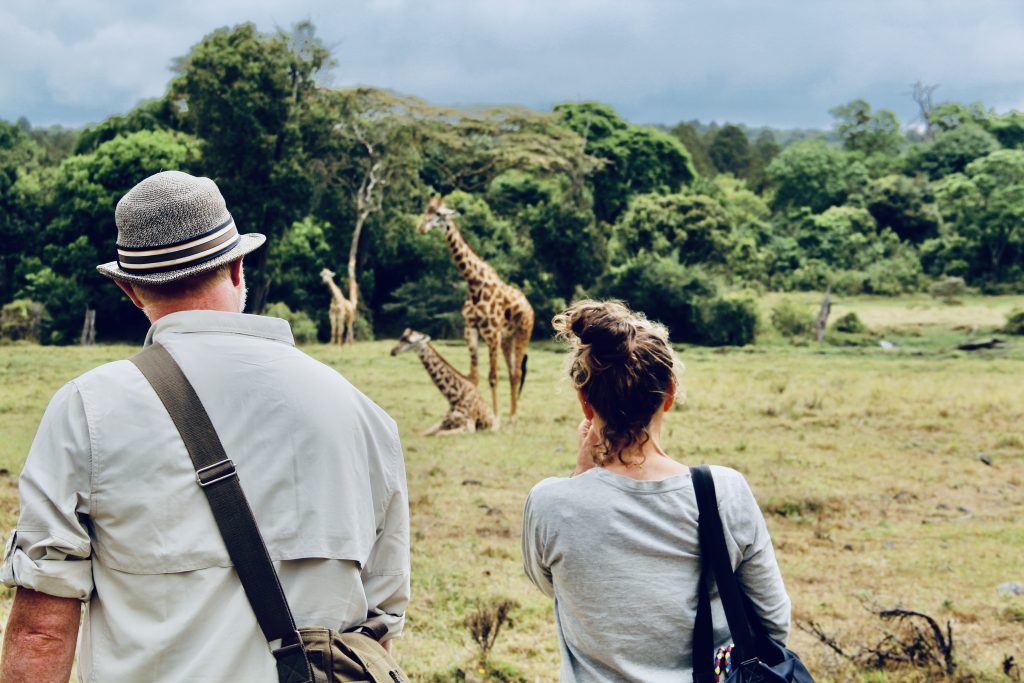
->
[519, 354, 528, 397]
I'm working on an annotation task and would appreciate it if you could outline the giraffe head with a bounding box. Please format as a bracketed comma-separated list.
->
[320, 268, 335, 283]
[390, 328, 431, 356]
[417, 194, 458, 234]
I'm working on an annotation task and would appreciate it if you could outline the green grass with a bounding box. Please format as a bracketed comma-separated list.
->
[1, 296, 1023, 681]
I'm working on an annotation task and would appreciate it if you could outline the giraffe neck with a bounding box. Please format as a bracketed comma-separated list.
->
[326, 279, 345, 302]
[413, 342, 464, 404]
[443, 220, 491, 287]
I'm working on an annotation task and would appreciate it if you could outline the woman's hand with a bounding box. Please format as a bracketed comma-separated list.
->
[574, 419, 600, 476]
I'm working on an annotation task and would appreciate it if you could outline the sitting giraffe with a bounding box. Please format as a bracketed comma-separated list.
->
[391, 328, 497, 436]
[320, 268, 355, 346]
[417, 194, 534, 424]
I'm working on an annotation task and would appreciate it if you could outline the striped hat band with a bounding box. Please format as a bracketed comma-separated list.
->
[116, 216, 240, 274]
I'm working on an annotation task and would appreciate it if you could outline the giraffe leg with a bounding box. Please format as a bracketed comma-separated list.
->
[434, 425, 470, 437]
[501, 332, 515, 422]
[464, 320, 480, 385]
[345, 310, 355, 346]
[508, 313, 534, 424]
[484, 332, 501, 417]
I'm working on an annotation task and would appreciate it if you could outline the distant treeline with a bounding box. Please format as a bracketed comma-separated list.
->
[1, 21, 1022, 345]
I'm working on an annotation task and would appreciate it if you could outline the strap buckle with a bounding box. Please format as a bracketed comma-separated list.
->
[272, 640, 304, 660]
[195, 459, 237, 488]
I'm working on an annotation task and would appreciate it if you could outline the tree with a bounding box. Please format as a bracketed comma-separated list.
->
[707, 124, 753, 178]
[75, 98, 179, 155]
[670, 122, 716, 177]
[169, 21, 332, 311]
[21, 130, 202, 343]
[830, 99, 903, 156]
[910, 81, 939, 140]
[555, 102, 695, 223]
[931, 149, 1024, 283]
[904, 125, 1000, 180]
[750, 130, 782, 190]
[767, 140, 868, 213]
[0, 120, 46, 305]
[865, 174, 940, 243]
[610, 192, 734, 266]
[486, 170, 604, 300]
[310, 88, 426, 342]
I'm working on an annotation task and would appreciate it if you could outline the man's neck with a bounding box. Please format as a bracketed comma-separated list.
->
[144, 285, 241, 324]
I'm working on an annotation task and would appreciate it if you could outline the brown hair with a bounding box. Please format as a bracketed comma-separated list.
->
[553, 300, 680, 467]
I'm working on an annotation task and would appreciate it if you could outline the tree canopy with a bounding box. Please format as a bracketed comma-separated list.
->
[2, 20, 1023, 347]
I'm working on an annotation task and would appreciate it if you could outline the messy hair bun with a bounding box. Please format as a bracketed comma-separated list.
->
[553, 300, 680, 466]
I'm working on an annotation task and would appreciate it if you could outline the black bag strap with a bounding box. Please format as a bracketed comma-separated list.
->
[131, 343, 313, 683]
[691, 465, 757, 670]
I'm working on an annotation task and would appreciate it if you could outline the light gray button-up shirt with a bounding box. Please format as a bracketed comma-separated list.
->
[2, 311, 410, 682]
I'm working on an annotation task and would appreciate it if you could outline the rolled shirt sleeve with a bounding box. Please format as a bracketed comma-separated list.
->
[1, 382, 93, 600]
[360, 426, 410, 640]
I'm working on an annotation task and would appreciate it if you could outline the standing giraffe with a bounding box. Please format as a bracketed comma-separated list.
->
[417, 194, 534, 424]
[391, 328, 497, 435]
[320, 268, 355, 346]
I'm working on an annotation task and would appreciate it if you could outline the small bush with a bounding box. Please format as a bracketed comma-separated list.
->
[929, 276, 967, 304]
[833, 311, 867, 334]
[264, 302, 318, 344]
[465, 598, 519, 672]
[696, 296, 759, 346]
[1003, 308, 1024, 335]
[771, 299, 813, 338]
[864, 253, 924, 296]
[0, 299, 46, 342]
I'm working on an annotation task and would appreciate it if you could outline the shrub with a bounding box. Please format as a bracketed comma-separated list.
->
[602, 253, 758, 345]
[863, 253, 925, 296]
[771, 299, 813, 337]
[263, 302, 318, 344]
[1004, 308, 1024, 335]
[929, 276, 967, 304]
[601, 253, 715, 342]
[696, 296, 759, 346]
[833, 311, 867, 334]
[0, 299, 46, 342]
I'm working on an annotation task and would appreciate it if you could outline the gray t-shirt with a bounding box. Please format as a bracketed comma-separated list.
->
[522, 465, 791, 682]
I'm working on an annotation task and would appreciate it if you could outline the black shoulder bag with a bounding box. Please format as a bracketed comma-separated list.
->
[690, 465, 813, 683]
[131, 343, 407, 683]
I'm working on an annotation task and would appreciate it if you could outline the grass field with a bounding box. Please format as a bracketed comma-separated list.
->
[1, 294, 1022, 681]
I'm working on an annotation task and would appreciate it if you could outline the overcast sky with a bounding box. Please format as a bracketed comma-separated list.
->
[2, 0, 1023, 131]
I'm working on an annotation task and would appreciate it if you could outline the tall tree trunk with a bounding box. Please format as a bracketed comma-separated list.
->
[813, 288, 832, 344]
[343, 152, 383, 345]
[80, 308, 96, 346]
[345, 208, 369, 345]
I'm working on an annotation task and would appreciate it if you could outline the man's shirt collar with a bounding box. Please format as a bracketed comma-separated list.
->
[143, 310, 295, 348]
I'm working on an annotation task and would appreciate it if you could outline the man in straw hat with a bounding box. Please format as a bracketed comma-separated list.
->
[0, 171, 410, 681]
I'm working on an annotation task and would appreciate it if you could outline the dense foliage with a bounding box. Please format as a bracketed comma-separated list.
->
[2, 22, 1022, 346]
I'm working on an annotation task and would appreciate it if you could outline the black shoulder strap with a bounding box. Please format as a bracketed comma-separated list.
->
[131, 343, 312, 683]
[691, 465, 756, 665]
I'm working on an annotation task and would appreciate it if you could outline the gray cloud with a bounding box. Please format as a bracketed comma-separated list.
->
[1, 0, 1022, 129]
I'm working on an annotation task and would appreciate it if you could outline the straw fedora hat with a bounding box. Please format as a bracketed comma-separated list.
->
[96, 170, 265, 285]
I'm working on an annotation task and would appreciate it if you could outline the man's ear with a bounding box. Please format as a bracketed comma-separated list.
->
[229, 258, 243, 287]
[115, 280, 145, 310]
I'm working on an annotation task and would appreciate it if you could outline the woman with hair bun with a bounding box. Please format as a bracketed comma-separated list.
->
[522, 300, 791, 682]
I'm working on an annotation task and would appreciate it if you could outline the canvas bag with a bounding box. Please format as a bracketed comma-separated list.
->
[690, 465, 814, 683]
[131, 343, 407, 683]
